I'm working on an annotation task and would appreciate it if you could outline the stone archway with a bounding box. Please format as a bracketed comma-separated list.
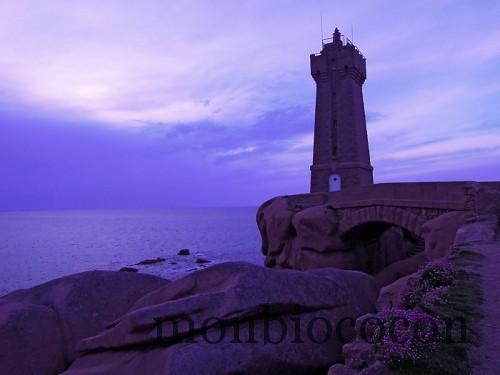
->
[338, 206, 427, 238]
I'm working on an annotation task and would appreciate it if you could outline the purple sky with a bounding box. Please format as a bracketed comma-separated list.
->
[1, 0, 500, 210]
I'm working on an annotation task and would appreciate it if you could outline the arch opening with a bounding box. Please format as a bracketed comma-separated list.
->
[341, 221, 424, 275]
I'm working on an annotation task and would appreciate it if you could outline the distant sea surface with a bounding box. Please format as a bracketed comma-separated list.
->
[0, 208, 263, 296]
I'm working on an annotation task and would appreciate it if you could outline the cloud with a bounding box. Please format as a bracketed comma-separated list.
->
[366, 111, 386, 123]
[217, 146, 259, 157]
[379, 134, 500, 161]
[1, 0, 500, 208]
[0, 1, 318, 128]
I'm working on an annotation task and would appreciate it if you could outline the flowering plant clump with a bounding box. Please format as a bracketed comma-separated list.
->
[403, 260, 455, 309]
[374, 309, 444, 368]
[420, 286, 450, 311]
[420, 259, 455, 287]
[346, 250, 482, 375]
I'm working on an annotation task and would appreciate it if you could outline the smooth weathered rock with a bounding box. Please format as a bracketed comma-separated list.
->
[195, 257, 210, 264]
[328, 364, 357, 375]
[377, 227, 409, 268]
[375, 272, 419, 311]
[256, 196, 297, 268]
[256, 183, 489, 274]
[375, 253, 427, 287]
[0, 271, 168, 375]
[343, 339, 377, 370]
[257, 197, 384, 273]
[359, 361, 390, 375]
[134, 257, 165, 265]
[292, 204, 340, 253]
[362, 226, 413, 275]
[421, 211, 472, 260]
[330, 316, 391, 375]
[0, 301, 66, 375]
[258, 197, 389, 273]
[64, 262, 379, 375]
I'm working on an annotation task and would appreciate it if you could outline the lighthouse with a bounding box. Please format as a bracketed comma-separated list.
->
[310, 28, 373, 193]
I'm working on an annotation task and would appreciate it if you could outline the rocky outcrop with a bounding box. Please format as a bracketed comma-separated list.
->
[63, 262, 379, 375]
[374, 253, 427, 287]
[0, 271, 168, 375]
[327, 338, 391, 375]
[0, 300, 66, 375]
[134, 257, 166, 265]
[257, 196, 419, 274]
[421, 211, 473, 260]
[375, 273, 417, 311]
[371, 226, 413, 274]
[256, 183, 490, 275]
[291, 203, 348, 270]
[331, 210, 500, 375]
[256, 196, 298, 268]
[328, 364, 357, 374]
[328, 362, 390, 375]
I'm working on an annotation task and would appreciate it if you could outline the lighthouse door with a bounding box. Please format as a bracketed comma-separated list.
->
[329, 174, 341, 192]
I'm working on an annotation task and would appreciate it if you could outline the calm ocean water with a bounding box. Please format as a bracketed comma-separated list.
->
[0, 208, 263, 296]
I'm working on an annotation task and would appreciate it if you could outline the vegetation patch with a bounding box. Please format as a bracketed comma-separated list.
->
[359, 248, 484, 375]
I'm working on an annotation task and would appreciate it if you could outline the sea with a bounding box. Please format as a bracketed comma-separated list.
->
[0, 208, 263, 297]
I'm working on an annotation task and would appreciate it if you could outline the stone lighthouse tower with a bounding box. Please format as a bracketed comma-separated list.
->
[310, 28, 373, 192]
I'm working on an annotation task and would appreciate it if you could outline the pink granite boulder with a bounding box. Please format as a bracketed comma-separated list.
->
[375, 253, 428, 287]
[256, 196, 296, 267]
[328, 364, 357, 375]
[258, 198, 359, 271]
[375, 272, 419, 311]
[257, 195, 420, 275]
[63, 262, 379, 375]
[0, 271, 168, 375]
[375, 227, 410, 271]
[0, 301, 66, 375]
[292, 204, 343, 255]
[421, 211, 472, 260]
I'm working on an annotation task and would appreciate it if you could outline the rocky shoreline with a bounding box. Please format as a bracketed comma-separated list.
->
[1, 184, 499, 374]
[0, 262, 381, 374]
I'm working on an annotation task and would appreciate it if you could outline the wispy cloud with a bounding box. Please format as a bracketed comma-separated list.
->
[0, 0, 499, 208]
[0, 1, 316, 128]
[378, 134, 500, 160]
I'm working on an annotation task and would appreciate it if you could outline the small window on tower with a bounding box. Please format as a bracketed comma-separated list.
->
[344, 65, 349, 72]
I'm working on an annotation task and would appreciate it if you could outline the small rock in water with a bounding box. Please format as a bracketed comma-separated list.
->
[135, 257, 165, 265]
[170, 261, 177, 265]
[196, 258, 211, 264]
[178, 249, 190, 256]
[119, 267, 139, 273]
